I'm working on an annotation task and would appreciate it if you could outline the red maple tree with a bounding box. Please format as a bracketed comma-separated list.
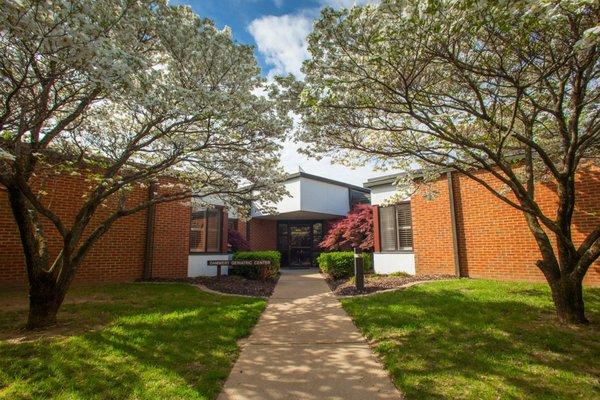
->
[320, 204, 373, 251]
[228, 229, 250, 252]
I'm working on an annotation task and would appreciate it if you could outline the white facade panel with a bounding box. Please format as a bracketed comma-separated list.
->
[370, 183, 411, 205]
[188, 254, 231, 277]
[251, 176, 354, 218]
[300, 177, 349, 216]
[251, 178, 301, 217]
[373, 253, 416, 275]
[370, 183, 415, 275]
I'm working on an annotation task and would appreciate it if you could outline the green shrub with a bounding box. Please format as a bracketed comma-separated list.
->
[316, 251, 372, 279]
[388, 271, 412, 278]
[231, 251, 281, 280]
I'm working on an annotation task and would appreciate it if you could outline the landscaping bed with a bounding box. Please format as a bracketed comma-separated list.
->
[0, 283, 266, 399]
[195, 275, 278, 297]
[325, 272, 455, 296]
[147, 275, 278, 297]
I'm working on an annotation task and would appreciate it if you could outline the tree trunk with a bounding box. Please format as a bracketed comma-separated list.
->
[548, 275, 588, 325]
[26, 281, 68, 330]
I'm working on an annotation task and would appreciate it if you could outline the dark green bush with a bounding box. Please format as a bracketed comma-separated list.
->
[316, 251, 372, 279]
[231, 251, 281, 280]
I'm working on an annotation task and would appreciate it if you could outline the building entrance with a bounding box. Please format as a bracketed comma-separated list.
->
[277, 221, 324, 268]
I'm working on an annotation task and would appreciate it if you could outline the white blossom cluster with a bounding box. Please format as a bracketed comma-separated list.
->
[0, 0, 291, 214]
[289, 0, 600, 294]
[295, 0, 599, 199]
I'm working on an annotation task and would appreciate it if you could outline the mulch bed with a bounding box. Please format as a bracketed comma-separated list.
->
[325, 273, 456, 296]
[146, 275, 278, 297]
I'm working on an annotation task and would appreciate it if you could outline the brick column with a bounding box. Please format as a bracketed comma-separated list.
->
[221, 208, 229, 253]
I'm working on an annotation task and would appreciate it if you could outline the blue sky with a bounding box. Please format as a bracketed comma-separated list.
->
[172, 0, 385, 185]
[171, 0, 324, 75]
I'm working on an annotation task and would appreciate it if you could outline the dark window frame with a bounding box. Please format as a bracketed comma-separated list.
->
[348, 188, 371, 210]
[276, 220, 325, 268]
[378, 202, 413, 253]
[189, 204, 224, 254]
[228, 218, 238, 232]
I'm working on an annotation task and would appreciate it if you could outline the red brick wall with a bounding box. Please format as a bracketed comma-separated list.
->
[248, 219, 277, 250]
[0, 186, 28, 285]
[0, 173, 190, 287]
[237, 219, 249, 241]
[412, 176, 457, 276]
[148, 197, 191, 279]
[412, 166, 600, 286]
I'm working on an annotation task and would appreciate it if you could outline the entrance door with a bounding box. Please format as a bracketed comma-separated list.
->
[277, 221, 323, 268]
[289, 224, 312, 268]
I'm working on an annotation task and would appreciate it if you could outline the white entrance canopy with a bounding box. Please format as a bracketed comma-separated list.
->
[251, 172, 370, 220]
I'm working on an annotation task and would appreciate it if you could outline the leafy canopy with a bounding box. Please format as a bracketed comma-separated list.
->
[297, 0, 599, 195]
[320, 204, 374, 251]
[0, 0, 291, 329]
[0, 0, 290, 213]
[291, 0, 600, 323]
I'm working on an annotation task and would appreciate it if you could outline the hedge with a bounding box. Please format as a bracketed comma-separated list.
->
[231, 251, 281, 280]
[316, 251, 373, 279]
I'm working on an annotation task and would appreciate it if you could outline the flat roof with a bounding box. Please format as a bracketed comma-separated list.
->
[364, 168, 456, 188]
[285, 172, 370, 193]
[363, 172, 405, 188]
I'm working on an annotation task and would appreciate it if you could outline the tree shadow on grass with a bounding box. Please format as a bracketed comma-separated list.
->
[342, 281, 600, 400]
[0, 284, 265, 400]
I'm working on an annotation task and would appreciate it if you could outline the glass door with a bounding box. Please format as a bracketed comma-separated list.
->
[277, 221, 324, 268]
[277, 223, 290, 267]
[289, 224, 312, 268]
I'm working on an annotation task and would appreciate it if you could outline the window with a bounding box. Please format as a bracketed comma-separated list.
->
[190, 209, 206, 252]
[277, 223, 289, 249]
[190, 202, 222, 253]
[312, 222, 323, 250]
[379, 203, 413, 251]
[349, 188, 371, 208]
[228, 218, 238, 232]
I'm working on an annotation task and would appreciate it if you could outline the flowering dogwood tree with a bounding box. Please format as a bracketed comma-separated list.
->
[0, 0, 289, 329]
[293, 0, 600, 324]
[320, 204, 373, 251]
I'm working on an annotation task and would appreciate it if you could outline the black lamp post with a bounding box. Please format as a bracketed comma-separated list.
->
[354, 247, 364, 291]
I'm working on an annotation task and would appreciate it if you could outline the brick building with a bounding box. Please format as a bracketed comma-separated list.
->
[2, 166, 599, 287]
[0, 173, 192, 286]
[366, 165, 600, 286]
[188, 172, 370, 275]
[1, 171, 369, 285]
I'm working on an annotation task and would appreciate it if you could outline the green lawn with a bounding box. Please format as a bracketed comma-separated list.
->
[0, 283, 266, 400]
[341, 279, 600, 400]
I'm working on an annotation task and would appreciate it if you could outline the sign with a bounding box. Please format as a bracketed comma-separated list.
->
[207, 260, 231, 266]
[231, 260, 271, 266]
[207, 259, 271, 277]
[207, 260, 272, 266]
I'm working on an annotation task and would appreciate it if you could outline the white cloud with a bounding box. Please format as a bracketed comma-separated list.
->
[320, 0, 379, 7]
[248, 12, 315, 79]
[250, 0, 388, 187]
[248, 1, 378, 79]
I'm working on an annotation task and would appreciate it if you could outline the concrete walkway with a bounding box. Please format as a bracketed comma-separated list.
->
[218, 270, 402, 400]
